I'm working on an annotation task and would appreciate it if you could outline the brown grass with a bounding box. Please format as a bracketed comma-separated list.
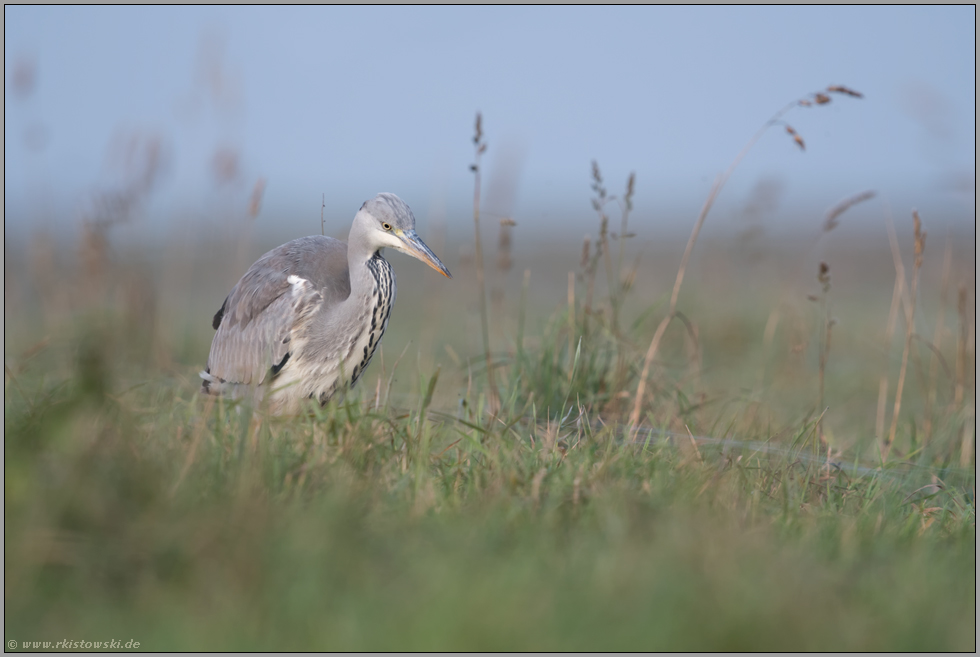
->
[923, 238, 953, 443]
[885, 211, 926, 457]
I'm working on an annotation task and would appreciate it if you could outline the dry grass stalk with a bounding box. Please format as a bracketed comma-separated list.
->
[583, 164, 638, 337]
[823, 190, 876, 233]
[876, 205, 915, 447]
[609, 171, 637, 332]
[884, 206, 914, 319]
[616, 172, 636, 292]
[496, 217, 516, 272]
[567, 271, 576, 365]
[876, 276, 904, 440]
[590, 161, 618, 331]
[685, 424, 703, 464]
[582, 233, 599, 335]
[886, 211, 926, 456]
[629, 174, 722, 426]
[815, 262, 835, 449]
[953, 282, 976, 468]
[954, 283, 968, 407]
[810, 191, 875, 443]
[957, 284, 973, 467]
[320, 193, 326, 236]
[470, 112, 499, 415]
[629, 85, 863, 427]
[923, 238, 952, 443]
[516, 268, 530, 362]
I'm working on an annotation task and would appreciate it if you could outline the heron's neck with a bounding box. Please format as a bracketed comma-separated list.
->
[345, 239, 383, 295]
[345, 216, 379, 294]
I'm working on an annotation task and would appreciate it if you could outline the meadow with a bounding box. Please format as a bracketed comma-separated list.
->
[4, 97, 976, 651]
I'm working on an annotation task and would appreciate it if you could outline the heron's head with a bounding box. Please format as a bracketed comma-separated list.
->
[354, 193, 452, 278]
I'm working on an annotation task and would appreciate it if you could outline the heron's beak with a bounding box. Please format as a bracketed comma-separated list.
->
[396, 229, 452, 279]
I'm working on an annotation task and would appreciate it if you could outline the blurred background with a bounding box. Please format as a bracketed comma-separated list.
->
[4, 6, 975, 245]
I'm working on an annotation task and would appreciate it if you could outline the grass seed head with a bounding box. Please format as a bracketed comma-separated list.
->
[624, 172, 636, 211]
[828, 85, 864, 98]
[784, 124, 806, 150]
[818, 261, 831, 293]
[823, 190, 876, 233]
[794, 135, 806, 150]
[590, 160, 606, 202]
[913, 210, 926, 267]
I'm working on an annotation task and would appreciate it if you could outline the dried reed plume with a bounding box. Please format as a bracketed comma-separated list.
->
[629, 85, 863, 427]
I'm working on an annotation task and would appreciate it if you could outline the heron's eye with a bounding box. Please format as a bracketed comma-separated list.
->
[382, 222, 392, 231]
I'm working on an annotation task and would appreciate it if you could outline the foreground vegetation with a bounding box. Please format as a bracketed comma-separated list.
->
[5, 242, 975, 650]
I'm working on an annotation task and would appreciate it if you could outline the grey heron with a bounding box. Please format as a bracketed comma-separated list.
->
[200, 193, 451, 413]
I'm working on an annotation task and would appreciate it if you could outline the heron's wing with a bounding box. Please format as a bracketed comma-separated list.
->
[206, 236, 350, 386]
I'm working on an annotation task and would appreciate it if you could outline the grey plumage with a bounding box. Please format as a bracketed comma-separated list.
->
[201, 193, 451, 413]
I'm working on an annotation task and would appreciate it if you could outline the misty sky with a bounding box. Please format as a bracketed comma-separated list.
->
[4, 6, 976, 244]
